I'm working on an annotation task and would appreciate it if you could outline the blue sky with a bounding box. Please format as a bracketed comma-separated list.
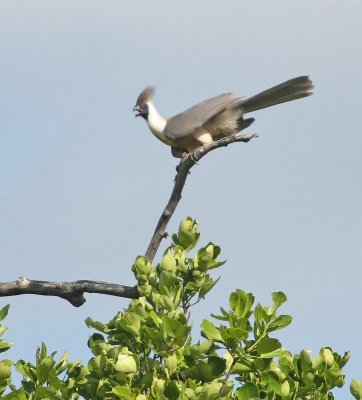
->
[1, 1, 361, 396]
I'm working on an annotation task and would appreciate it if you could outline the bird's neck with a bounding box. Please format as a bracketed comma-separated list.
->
[146, 102, 172, 146]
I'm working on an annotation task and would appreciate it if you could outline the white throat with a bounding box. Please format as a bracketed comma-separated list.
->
[146, 102, 172, 146]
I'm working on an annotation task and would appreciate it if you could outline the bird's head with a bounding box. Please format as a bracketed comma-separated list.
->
[133, 86, 155, 120]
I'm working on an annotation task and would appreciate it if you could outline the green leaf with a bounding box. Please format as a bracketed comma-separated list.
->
[158, 271, 179, 288]
[149, 310, 162, 327]
[312, 347, 335, 370]
[115, 354, 137, 374]
[196, 243, 214, 271]
[85, 317, 107, 333]
[233, 358, 253, 373]
[36, 356, 56, 383]
[0, 306, 10, 322]
[322, 348, 334, 366]
[119, 311, 141, 337]
[0, 361, 11, 380]
[191, 356, 226, 382]
[324, 364, 343, 387]
[208, 259, 226, 270]
[302, 371, 315, 387]
[236, 381, 259, 400]
[112, 386, 132, 398]
[311, 352, 325, 370]
[2, 390, 25, 399]
[268, 315, 293, 332]
[211, 313, 229, 322]
[185, 282, 198, 292]
[211, 306, 230, 321]
[158, 294, 174, 311]
[0, 339, 12, 353]
[260, 371, 280, 394]
[152, 377, 166, 397]
[54, 352, 69, 375]
[340, 351, 351, 368]
[257, 338, 281, 356]
[165, 354, 178, 373]
[299, 349, 313, 371]
[34, 386, 58, 398]
[351, 379, 362, 400]
[135, 395, 148, 400]
[15, 360, 31, 380]
[37, 342, 47, 362]
[174, 249, 188, 273]
[162, 315, 181, 338]
[164, 380, 180, 400]
[88, 355, 107, 377]
[270, 292, 287, 314]
[190, 340, 214, 356]
[220, 327, 249, 341]
[196, 243, 224, 272]
[198, 276, 217, 299]
[229, 290, 254, 319]
[139, 371, 153, 391]
[254, 304, 269, 333]
[0, 327, 7, 337]
[201, 320, 223, 342]
[280, 379, 290, 396]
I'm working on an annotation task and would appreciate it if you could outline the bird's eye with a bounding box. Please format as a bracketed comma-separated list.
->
[141, 103, 149, 113]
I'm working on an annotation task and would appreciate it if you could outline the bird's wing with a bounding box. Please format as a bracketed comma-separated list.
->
[164, 93, 237, 140]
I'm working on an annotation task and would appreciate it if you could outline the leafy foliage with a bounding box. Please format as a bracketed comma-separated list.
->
[0, 218, 359, 399]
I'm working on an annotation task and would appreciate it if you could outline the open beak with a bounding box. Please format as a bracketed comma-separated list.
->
[133, 105, 143, 117]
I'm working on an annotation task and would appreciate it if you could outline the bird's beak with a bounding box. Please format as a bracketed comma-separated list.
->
[133, 105, 143, 117]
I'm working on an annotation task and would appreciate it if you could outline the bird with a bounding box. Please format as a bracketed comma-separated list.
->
[133, 76, 313, 158]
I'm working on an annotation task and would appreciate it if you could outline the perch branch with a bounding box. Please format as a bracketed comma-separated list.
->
[0, 277, 138, 307]
[145, 132, 258, 262]
[0, 131, 257, 306]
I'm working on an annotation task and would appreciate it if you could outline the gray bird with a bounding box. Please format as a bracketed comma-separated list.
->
[133, 76, 313, 158]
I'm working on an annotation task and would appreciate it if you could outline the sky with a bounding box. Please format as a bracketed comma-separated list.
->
[0, 0, 361, 397]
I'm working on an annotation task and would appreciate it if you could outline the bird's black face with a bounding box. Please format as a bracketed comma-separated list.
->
[133, 103, 149, 120]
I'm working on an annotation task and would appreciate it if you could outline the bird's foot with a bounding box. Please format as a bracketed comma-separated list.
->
[189, 151, 200, 164]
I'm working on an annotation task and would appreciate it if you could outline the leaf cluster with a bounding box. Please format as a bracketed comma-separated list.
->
[0, 218, 359, 399]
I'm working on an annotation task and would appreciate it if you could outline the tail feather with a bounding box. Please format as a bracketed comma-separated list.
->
[242, 76, 313, 114]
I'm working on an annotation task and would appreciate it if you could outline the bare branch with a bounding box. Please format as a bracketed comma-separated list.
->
[0, 277, 138, 307]
[0, 132, 257, 306]
[145, 132, 258, 262]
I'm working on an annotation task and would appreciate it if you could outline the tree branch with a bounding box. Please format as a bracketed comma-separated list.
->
[0, 131, 257, 306]
[145, 132, 258, 262]
[0, 277, 138, 307]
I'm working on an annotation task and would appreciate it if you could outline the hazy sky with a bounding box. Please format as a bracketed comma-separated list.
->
[1, 1, 361, 396]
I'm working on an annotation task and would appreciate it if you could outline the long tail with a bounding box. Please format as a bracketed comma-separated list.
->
[242, 76, 313, 113]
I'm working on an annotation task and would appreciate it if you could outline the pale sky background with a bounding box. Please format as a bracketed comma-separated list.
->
[0, 1, 361, 397]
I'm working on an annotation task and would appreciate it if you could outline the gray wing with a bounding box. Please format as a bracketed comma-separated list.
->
[164, 93, 237, 140]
